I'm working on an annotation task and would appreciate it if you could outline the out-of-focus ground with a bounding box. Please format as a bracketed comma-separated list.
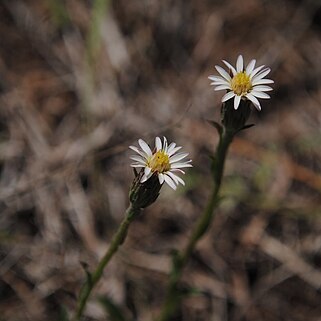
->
[0, 0, 321, 320]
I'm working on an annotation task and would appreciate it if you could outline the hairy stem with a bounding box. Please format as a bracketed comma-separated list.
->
[73, 204, 140, 321]
[157, 129, 234, 321]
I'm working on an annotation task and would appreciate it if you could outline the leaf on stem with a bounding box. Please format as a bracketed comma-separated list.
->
[207, 120, 223, 136]
[238, 123, 255, 132]
[80, 261, 92, 287]
[133, 168, 138, 177]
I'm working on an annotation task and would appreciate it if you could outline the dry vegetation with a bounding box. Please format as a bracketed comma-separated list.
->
[0, 0, 321, 320]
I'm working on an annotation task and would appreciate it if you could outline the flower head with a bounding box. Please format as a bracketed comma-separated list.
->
[129, 137, 192, 190]
[208, 55, 273, 111]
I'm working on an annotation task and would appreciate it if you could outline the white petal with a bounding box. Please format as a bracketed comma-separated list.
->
[214, 84, 231, 91]
[171, 162, 193, 169]
[166, 172, 178, 185]
[130, 155, 146, 164]
[141, 172, 152, 183]
[155, 137, 162, 151]
[167, 171, 185, 186]
[163, 137, 168, 152]
[249, 65, 265, 79]
[144, 167, 151, 176]
[171, 168, 185, 174]
[252, 85, 273, 92]
[168, 146, 182, 157]
[158, 173, 165, 184]
[246, 93, 261, 111]
[251, 91, 270, 99]
[234, 95, 241, 110]
[252, 78, 274, 86]
[167, 142, 176, 152]
[138, 139, 152, 156]
[164, 175, 177, 190]
[129, 145, 146, 158]
[215, 65, 231, 81]
[208, 75, 226, 82]
[252, 68, 271, 81]
[130, 164, 145, 168]
[169, 152, 189, 163]
[222, 91, 235, 102]
[236, 55, 243, 72]
[210, 79, 230, 86]
[246, 59, 256, 74]
[222, 60, 237, 75]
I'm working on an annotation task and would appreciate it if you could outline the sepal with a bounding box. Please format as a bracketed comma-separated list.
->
[221, 98, 252, 133]
[129, 169, 162, 209]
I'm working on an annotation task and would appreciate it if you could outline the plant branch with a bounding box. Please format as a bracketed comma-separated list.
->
[157, 129, 234, 321]
[73, 204, 140, 321]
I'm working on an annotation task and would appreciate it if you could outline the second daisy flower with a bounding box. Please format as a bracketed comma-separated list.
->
[130, 137, 192, 190]
[209, 55, 273, 111]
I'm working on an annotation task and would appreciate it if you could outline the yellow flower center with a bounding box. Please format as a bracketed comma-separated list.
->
[230, 72, 252, 96]
[148, 150, 170, 173]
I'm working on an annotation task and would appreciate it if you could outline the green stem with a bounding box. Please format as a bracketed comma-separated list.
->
[73, 204, 140, 321]
[157, 129, 234, 321]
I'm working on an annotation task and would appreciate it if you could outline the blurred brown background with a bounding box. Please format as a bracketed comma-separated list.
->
[0, 0, 321, 320]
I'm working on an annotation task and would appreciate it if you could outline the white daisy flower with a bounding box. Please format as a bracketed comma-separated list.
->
[129, 137, 192, 190]
[208, 54, 274, 111]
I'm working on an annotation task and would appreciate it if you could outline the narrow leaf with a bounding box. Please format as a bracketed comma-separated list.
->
[133, 167, 138, 177]
[80, 261, 92, 287]
[239, 124, 255, 132]
[207, 120, 223, 136]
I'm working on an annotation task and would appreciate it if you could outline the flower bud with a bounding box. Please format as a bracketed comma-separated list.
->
[221, 98, 251, 133]
[129, 169, 162, 209]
